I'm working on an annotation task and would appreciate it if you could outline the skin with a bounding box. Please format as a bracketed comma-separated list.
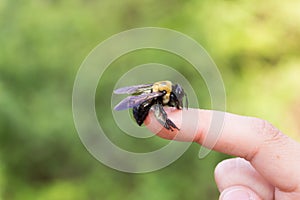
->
[144, 108, 300, 200]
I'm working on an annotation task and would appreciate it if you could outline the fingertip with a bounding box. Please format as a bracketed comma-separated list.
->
[145, 107, 203, 142]
[144, 107, 180, 140]
[220, 186, 262, 200]
[214, 158, 274, 199]
[214, 158, 251, 186]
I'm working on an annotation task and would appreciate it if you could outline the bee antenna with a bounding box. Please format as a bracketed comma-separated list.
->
[184, 92, 188, 109]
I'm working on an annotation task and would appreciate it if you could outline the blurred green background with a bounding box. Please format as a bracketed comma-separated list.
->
[1, 0, 300, 199]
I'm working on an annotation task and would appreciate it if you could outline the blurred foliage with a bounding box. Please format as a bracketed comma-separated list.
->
[0, 0, 300, 199]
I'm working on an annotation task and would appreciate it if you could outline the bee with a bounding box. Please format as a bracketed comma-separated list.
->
[113, 80, 188, 131]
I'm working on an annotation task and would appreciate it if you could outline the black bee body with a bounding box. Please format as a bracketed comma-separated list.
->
[132, 98, 154, 126]
[114, 81, 188, 131]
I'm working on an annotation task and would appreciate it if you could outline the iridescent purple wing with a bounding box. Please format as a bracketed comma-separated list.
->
[114, 92, 163, 111]
[113, 84, 153, 94]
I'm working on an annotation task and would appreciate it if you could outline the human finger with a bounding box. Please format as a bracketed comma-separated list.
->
[145, 108, 300, 193]
[215, 158, 274, 199]
[219, 185, 262, 200]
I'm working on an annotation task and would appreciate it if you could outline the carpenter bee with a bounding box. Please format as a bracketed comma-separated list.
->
[113, 80, 188, 131]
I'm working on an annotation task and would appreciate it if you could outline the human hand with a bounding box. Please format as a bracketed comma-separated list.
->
[145, 108, 300, 199]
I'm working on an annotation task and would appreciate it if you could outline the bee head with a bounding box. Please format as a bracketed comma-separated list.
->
[169, 84, 188, 109]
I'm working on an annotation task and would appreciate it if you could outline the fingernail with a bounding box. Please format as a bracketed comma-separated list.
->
[222, 188, 253, 200]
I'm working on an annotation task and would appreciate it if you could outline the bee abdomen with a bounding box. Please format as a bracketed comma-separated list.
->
[133, 103, 152, 126]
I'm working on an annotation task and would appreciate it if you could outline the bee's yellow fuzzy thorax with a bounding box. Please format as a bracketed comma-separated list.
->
[152, 81, 172, 104]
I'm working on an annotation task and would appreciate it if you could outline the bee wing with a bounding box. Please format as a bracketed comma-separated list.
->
[114, 92, 162, 111]
[114, 84, 153, 94]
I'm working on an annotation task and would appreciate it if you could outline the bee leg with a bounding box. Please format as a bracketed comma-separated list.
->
[152, 104, 179, 131]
